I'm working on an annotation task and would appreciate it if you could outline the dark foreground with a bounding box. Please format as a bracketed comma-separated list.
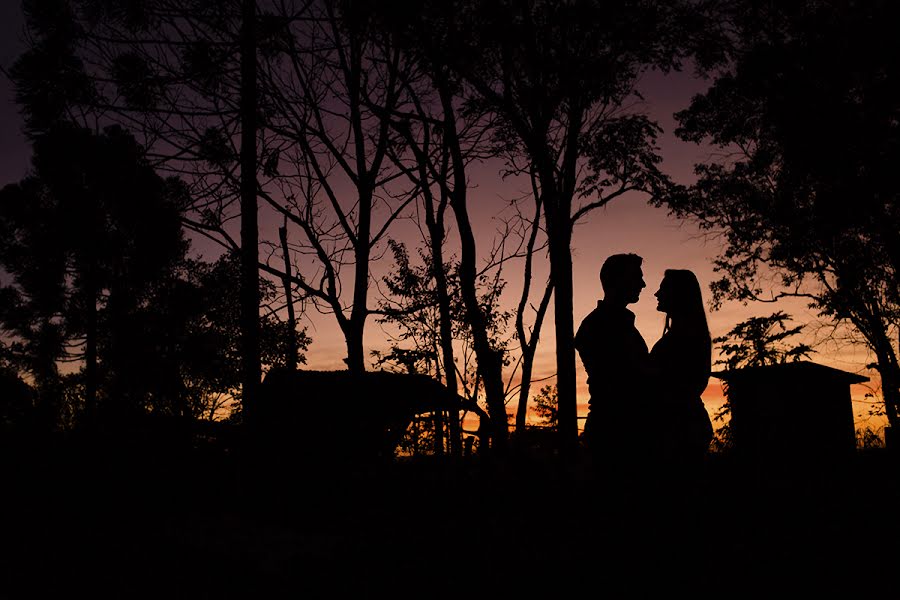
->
[2, 433, 898, 599]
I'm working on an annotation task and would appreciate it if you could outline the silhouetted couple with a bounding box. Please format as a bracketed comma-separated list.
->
[575, 253, 713, 501]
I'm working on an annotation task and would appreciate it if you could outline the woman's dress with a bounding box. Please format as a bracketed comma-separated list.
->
[649, 327, 714, 467]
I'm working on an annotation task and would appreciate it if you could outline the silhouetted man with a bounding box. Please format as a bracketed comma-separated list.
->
[575, 253, 650, 485]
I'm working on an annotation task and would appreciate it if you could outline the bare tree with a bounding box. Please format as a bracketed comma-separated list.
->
[239, 0, 261, 421]
[17, 1, 422, 385]
[256, 0, 416, 373]
[508, 175, 553, 436]
[11, 0, 283, 420]
[667, 0, 900, 442]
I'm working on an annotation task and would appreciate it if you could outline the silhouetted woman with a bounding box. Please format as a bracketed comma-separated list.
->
[649, 269, 713, 481]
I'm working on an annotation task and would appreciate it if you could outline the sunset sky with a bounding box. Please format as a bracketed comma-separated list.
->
[0, 2, 884, 436]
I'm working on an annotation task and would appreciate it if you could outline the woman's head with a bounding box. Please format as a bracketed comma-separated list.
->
[655, 269, 709, 335]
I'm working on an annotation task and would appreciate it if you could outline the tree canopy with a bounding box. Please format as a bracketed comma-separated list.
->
[664, 0, 900, 431]
[0, 124, 309, 428]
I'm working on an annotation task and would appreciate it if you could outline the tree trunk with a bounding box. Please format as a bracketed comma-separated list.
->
[345, 184, 372, 374]
[83, 280, 98, 424]
[534, 109, 581, 462]
[515, 350, 536, 435]
[436, 278, 460, 457]
[343, 320, 367, 374]
[278, 223, 298, 372]
[514, 280, 554, 439]
[533, 159, 578, 460]
[239, 0, 261, 424]
[424, 183, 458, 456]
[514, 216, 553, 436]
[885, 367, 900, 452]
[882, 369, 900, 427]
[548, 221, 578, 460]
[439, 83, 506, 452]
[873, 341, 900, 433]
[453, 204, 508, 452]
[855, 307, 900, 448]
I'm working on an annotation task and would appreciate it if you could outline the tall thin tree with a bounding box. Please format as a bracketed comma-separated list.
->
[239, 0, 261, 423]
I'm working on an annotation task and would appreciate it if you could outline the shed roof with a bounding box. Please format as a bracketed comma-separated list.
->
[712, 360, 869, 385]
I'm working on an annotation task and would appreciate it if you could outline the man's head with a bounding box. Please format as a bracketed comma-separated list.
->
[600, 253, 645, 305]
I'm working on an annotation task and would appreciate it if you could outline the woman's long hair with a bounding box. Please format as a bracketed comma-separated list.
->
[661, 269, 710, 340]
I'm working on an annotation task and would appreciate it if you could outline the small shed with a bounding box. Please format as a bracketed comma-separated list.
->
[713, 361, 868, 463]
